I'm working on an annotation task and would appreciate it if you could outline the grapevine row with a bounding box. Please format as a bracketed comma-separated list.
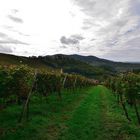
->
[0, 65, 95, 107]
[105, 72, 140, 124]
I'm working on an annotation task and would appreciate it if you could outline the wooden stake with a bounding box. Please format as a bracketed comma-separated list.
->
[18, 70, 38, 123]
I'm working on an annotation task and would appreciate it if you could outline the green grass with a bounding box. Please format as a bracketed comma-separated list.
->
[99, 86, 140, 140]
[0, 89, 88, 140]
[59, 86, 140, 140]
[0, 86, 140, 140]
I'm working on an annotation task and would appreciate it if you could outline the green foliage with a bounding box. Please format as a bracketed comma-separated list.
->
[0, 65, 95, 107]
[105, 72, 140, 124]
[35, 72, 62, 96]
[0, 66, 12, 98]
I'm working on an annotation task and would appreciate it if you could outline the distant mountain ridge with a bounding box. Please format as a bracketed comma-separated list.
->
[0, 53, 140, 79]
[44, 54, 140, 72]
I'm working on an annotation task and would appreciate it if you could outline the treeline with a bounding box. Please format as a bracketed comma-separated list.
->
[105, 72, 140, 124]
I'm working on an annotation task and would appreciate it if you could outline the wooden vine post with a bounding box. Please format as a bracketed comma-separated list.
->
[73, 76, 77, 91]
[62, 74, 67, 88]
[18, 69, 38, 123]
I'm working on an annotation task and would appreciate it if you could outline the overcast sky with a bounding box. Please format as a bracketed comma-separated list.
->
[0, 0, 140, 62]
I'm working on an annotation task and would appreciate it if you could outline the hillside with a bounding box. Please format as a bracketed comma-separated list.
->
[0, 53, 115, 79]
[0, 53, 140, 79]
[0, 53, 48, 68]
[69, 54, 140, 72]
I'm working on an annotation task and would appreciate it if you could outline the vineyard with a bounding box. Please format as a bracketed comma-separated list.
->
[105, 72, 140, 124]
[0, 65, 95, 121]
[0, 64, 140, 140]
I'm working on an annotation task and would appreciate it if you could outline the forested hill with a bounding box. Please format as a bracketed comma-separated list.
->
[39, 54, 140, 73]
[62, 54, 140, 71]
[0, 53, 140, 79]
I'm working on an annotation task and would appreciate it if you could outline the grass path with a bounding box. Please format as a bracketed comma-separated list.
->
[1, 86, 140, 140]
[59, 86, 140, 140]
[60, 86, 104, 140]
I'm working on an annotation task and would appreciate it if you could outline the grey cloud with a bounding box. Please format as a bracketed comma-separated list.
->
[3, 25, 30, 36]
[0, 32, 29, 45]
[17, 32, 30, 37]
[102, 37, 140, 62]
[0, 32, 8, 38]
[90, 38, 96, 41]
[60, 34, 85, 45]
[82, 26, 91, 30]
[70, 34, 85, 40]
[2, 25, 13, 29]
[82, 19, 100, 30]
[124, 37, 140, 49]
[60, 45, 67, 48]
[73, 0, 96, 15]
[73, 0, 121, 19]
[0, 45, 13, 53]
[4, 26, 30, 37]
[0, 39, 29, 45]
[7, 15, 23, 23]
[72, 0, 140, 61]
[11, 9, 19, 14]
[130, 0, 140, 15]
[69, 11, 76, 17]
[103, 49, 140, 62]
[60, 36, 79, 45]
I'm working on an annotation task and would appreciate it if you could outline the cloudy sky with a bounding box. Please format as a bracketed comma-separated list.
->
[0, 0, 140, 62]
